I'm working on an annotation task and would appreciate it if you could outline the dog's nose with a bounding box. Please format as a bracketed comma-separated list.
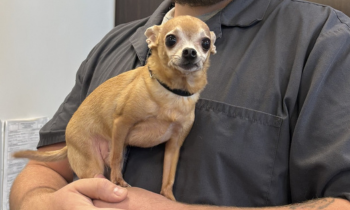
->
[182, 48, 197, 60]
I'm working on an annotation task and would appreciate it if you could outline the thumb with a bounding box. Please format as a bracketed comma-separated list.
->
[72, 177, 128, 203]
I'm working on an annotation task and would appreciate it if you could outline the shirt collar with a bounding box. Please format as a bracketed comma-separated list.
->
[162, 7, 221, 25]
[162, 7, 175, 24]
[130, 0, 271, 65]
[220, 0, 271, 27]
[207, 0, 271, 38]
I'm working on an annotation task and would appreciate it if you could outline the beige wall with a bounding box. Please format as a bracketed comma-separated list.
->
[0, 0, 114, 120]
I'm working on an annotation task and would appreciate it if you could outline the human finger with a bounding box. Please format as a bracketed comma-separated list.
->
[72, 178, 128, 203]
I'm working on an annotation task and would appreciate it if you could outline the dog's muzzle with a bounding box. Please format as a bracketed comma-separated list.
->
[180, 48, 199, 70]
[182, 48, 197, 60]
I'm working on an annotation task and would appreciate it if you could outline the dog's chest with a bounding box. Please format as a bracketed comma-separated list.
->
[125, 103, 193, 148]
[126, 118, 180, 148]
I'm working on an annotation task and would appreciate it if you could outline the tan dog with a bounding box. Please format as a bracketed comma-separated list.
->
[13, 15, 216, 200]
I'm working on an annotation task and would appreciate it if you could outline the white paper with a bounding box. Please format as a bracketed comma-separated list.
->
[0, 120, 4, 210]
[1, 117, 48, 210]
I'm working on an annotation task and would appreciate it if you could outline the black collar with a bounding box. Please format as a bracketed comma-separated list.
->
[148, 67, 194, 97]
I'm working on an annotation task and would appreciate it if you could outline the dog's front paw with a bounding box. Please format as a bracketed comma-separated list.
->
[160, 188, 176, 201]
[116, 179, 130, 188]
[111, 176, 130, 187]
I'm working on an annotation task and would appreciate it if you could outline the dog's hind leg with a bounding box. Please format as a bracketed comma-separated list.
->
[66, 134, 105, 179]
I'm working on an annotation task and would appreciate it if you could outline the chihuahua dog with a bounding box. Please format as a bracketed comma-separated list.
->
[13, 15, 216, 200]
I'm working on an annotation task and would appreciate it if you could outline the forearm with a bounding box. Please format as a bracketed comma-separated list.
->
[183, 198, 350, 210]
[9, 160, 70, 210]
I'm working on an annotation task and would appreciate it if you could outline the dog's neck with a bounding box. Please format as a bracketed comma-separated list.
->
[148, 66, 194, 97]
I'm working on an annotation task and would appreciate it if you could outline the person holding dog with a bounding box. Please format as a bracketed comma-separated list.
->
[10, 0, 350, 209]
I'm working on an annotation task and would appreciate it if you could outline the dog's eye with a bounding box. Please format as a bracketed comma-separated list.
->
[165, 35, 177, 48]
[201, 38, 211, 51]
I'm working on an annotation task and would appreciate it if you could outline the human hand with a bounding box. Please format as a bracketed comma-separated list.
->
[46, 175, 128, 210]
[93, 187, 183, 210]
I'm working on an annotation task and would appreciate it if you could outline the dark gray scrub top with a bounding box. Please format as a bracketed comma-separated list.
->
[38, 0, 350, 207]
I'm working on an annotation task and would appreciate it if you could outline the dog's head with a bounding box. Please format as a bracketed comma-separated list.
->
[145, 16, 216, 74]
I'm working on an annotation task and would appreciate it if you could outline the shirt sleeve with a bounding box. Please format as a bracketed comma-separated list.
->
[290, 11, 350, 202]
[37, 59, 87, 148]
[36, 16, 150, 149]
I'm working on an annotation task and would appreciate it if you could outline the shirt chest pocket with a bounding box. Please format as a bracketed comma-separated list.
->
[123, 99, 283, 207]
[174, 99, 283, 206]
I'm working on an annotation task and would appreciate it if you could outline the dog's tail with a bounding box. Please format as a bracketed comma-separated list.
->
[13, 146, 68, 162]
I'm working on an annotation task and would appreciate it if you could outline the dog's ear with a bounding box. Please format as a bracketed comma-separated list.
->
[210, 31, 217, 54]
[145, 25, 161, 49]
